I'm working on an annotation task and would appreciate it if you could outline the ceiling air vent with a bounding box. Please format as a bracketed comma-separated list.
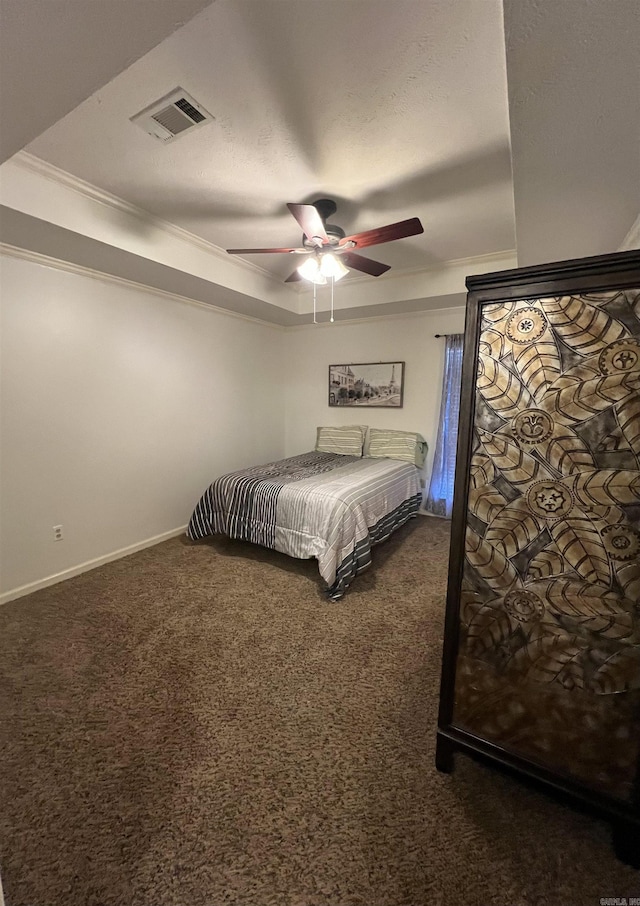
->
[130, 88, 214, 143]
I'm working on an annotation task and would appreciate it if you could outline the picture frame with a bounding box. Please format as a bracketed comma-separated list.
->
[328, 361, 405, 408]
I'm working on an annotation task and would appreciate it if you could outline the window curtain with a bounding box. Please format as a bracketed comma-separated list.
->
[424, 333, 464, 518]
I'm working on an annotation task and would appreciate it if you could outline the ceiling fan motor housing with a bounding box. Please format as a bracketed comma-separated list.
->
[303, 223, 345, 248]
[313, 198, 337, 220]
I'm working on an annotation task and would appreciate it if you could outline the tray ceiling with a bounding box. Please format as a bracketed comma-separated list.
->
[1, 0, 638, 324]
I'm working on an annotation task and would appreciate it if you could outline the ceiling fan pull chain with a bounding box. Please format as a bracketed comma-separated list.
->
[313, 281, 317, 324]
[330, 276, 334, 323]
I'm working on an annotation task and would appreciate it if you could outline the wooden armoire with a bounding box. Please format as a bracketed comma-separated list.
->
[436, 249, 640, 866]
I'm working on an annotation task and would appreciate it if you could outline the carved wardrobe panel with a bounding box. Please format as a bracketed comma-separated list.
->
[437, 250, 640, 865]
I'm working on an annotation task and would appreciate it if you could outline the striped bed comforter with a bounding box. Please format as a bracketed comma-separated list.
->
[187, 451, 422, 599]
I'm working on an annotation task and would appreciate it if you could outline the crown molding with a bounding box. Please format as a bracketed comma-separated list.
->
[11, 151, 289, 290]
[284, 301, 467, 330]
[11, 152, 517, 296]
[2, 242, 468, 331]
[0, 242, 284, 330]
[439, 248, 518, 271]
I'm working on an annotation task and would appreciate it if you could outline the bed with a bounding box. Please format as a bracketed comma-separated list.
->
[187, 448, 423, 599]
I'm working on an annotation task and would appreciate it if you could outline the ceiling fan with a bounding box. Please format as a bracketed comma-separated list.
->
[226, 198, 424, 284]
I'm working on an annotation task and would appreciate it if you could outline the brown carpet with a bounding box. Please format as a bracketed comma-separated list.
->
[0, 517, 637, 906]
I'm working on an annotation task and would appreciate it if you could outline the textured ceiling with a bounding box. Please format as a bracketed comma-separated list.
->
[0, 0, 638, 321]
[0, 0, 212, 162]
[22, 0, 516, 283]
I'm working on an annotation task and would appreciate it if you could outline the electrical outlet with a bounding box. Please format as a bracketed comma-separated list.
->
[53, 524, 63, 541]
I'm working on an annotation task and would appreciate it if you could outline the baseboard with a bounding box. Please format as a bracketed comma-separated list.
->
[0, 525, 188, 606]
[418, 507, 449, 519]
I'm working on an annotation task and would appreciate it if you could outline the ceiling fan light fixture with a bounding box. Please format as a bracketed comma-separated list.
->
[297, 252, 349, 284]
[297, 256, 327, 284]
[319, 253, 349, 281]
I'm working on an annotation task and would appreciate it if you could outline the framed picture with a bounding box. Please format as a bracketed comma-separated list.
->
[328, 361, 405, 408]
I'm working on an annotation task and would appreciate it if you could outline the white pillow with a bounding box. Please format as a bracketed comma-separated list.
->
[315, 425, 366, 457]
[364, 428, 428, 467]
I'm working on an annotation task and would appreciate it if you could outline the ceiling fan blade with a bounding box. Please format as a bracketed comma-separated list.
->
[227, 246, 300, 254]
[287, 203, 329, 246]
[285, 269, 304, 283]
[340, 252, 391, 277]
[339, 217, 423, 250]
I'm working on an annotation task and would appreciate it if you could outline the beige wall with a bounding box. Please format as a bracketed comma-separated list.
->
[283, 307, 466, 479]
[0, 254, 285, 600]
[1, 251, 466, 603]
